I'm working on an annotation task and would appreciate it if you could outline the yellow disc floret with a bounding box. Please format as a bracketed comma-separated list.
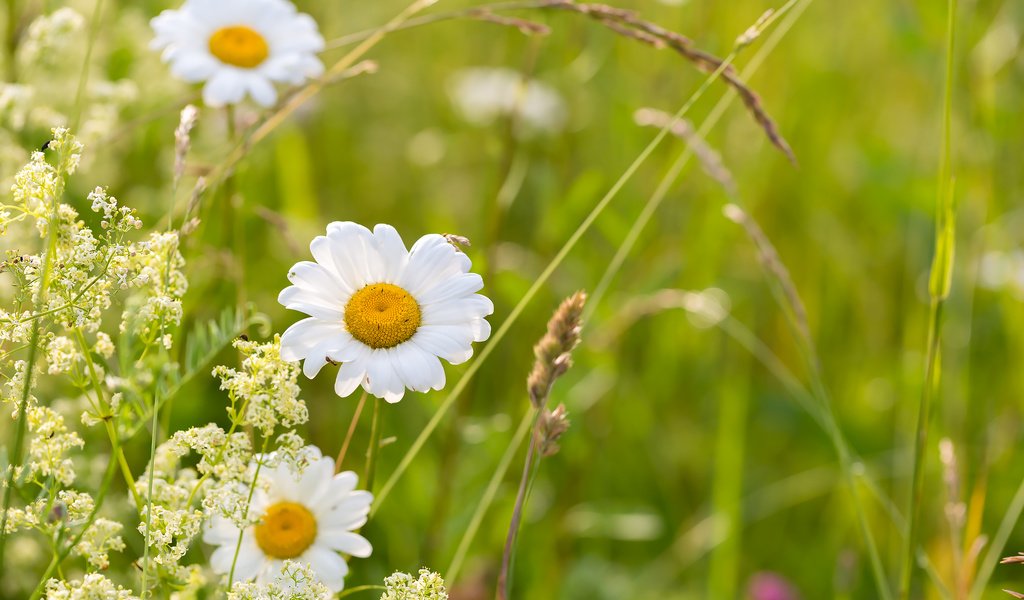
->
[254, 502, 317, 559]
[208, 25, 269, 68]
[344, 283, 422, 349]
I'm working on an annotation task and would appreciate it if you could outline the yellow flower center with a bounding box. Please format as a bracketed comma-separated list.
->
[344, 283, 422, 349]
[208, 25, 269, 69]
[254, 502, 317, 559]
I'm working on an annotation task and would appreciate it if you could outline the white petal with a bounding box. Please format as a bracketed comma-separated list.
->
[203, 516, 240, 546]
[170, 52, 220, 82]
[303, 546, 349, 592]
[391, 344, 444, 393]
[363, 351, 406, 402]
[421, 295, 494, 325]
[328, 471, 359, 497]
[288, 260, 352, 298]
[320, 531, 373, 558]
[296, 457, 334, 508]
[245, 74, 278, 107]
[334, 359, 366, 397]
[231, 534, 265, 582]
[371, 224, 409, 283]
[202, 69, 246, 107]
[303, 332, 359, 378]
[417, 273, 484, 305]
[412, 325, 476, 364]
[279, 317, 345, 361]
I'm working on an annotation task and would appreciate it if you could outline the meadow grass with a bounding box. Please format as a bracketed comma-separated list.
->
[1, 0, 1022, 598]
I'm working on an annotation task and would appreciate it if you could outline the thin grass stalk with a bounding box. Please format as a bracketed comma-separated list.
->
[707, 369, 749, 599]
[140, 385, 162, 598]
[70, 0, 105, 132]
[900, 0, 958, 594]
[584, 0, 808, 319]
[336, 391, 368, 472]
[446, 409, 534, 582]
[496, 411, 542, 600]
[372, 51, 736, 515]
[4, 0, 18, 81]
[970, 475, 1024, 598]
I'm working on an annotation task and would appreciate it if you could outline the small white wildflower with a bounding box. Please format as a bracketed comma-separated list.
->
[228, 560, 332, 599]
[213, 336, 306, 437]
[18, 8, 85, 68]
[94, 332, 115, 359]
[44, 573, 137, 600]
[74, 518, 125, 570]
[381, 568, 449, 600]
[45, 335, 81, 375]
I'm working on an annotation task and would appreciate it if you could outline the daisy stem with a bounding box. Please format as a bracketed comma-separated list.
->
[446, 408, 535, 582]
[899, 0, 958, 595]
[336, 391, 368, 473]
[229, 437, 271, 586]
[364, 396, 383, 493]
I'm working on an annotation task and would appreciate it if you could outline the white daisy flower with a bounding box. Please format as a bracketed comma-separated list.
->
[150, 0, 325, 108]
[279, 222, 494, 403]
[204, 447, 372, 592]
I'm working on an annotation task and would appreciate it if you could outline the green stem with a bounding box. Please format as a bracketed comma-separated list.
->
[337, 585, 387, 598]
[372, 35, 738, 515]
[446, 409, 534, 582]
[139, 385, 162, 598]
[228, 437, 269, 585]
[900, 0, 958, 593]
[71, 0, 105, 132]
[4, 0, 18, 81]
[900, 299, 945, 597]
[496, 410, 542, 600]
[72, 327, 143, 511]
[364, 396, 383, 493]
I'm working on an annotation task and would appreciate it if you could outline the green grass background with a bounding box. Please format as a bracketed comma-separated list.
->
[5, 0, 1024, 597]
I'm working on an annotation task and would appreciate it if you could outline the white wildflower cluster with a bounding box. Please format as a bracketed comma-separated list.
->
[120, 231, 187, 348]
[0, 7, 144, 188]
[1, 487, 125, 572]
[44, 574, 138, 600]
[17, 8, 86, 69]
[227, 561, 333, 600]
[24, 398, 84, 486]
[213, 335, 307, 438]
[75, 517, 126, 570]
[381, 569, 450, 600]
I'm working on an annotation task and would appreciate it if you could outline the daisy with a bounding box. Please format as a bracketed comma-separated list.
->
[150, 0, 325, 108]
[203, 447, 372, 592]
[279, 222, 493, 403]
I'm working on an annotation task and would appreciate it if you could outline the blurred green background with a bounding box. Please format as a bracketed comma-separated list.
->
[3, 0, 1024, 597]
